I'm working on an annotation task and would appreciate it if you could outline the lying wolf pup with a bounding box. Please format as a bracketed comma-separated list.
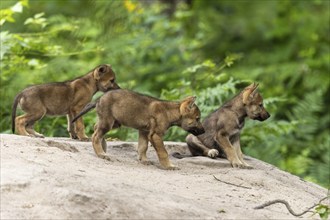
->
[72, 89, 205, 169]
[12, 64, 120, 140]
[175, 83, 270, 169]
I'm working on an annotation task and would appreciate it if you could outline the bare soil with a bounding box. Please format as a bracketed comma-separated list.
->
[1, 134, 328, 219]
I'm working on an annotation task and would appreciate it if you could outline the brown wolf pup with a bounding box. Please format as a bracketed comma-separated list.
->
[12, 64, 120, 140]
[72, 89, 205, 169]
[179, 83, 270, 169]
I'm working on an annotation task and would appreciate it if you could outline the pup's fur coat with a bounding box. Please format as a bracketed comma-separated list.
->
[12, 64, 120, 140]
[72, 89, 205, 169]
[178, 83, 270, 168]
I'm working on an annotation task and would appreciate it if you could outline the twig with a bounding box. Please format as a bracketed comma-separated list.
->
[212, 175, 252, 189]
[254, 196, 329, 217]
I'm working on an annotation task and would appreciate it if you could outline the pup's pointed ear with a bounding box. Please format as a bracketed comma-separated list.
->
[251, 82, 259, 97]
[93, 64, 109, 80]
[180, 96, 196, 114]
[245, 82, 256, 90]
[242, 82, 260, 104]
[98, 65, 107, 73]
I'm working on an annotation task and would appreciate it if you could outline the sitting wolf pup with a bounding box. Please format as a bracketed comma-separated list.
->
[72, 89, 205, 170]
[12, 64, 120, 140]
[179, 83, 270, 169]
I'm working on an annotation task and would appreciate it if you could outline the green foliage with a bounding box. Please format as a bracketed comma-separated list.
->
[0, 0, 28, 25]
[0, 0, 329, 187]
[315, 202, 330, 220]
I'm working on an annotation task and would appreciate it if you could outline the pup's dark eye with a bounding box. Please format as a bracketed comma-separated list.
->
[110, 79, 115, 83]
[196, 117, 200, 121]
[259, 104, 263, 107]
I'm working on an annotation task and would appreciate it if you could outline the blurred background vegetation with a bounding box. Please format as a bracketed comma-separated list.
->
[0, 0, 329, 187]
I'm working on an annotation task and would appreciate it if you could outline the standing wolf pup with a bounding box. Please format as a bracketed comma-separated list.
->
[180, 83, 270, 169]
[12, 64, 120, 140]
[72, 89, 205, 169]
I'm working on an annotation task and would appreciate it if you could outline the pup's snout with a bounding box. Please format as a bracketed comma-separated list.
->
[188, 126, 205, 136]
[198, 127, 205, 135]
[258, 111, 270, 121]
[106, 83, 120, 91]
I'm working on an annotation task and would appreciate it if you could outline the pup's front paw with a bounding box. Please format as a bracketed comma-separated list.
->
[164, 164, 180, 170]
[207, 149, 219, 158]
[97, 154, 111, 161]
[140, 160, 153, 165]
[244, 165, 253, 169]
[242, 162, 253, 169]
[70, 133, 78, 139]
[231, 159, 245, 169]
[231, 160, 253, 169]
[79, 137, 91, 142]
[29, 130, 45, 138]
[30, 133, 45, 138]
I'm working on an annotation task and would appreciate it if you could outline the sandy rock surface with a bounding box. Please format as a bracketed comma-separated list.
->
[1, 134, 328, 219]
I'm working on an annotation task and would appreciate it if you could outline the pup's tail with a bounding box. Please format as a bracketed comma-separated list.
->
[72, 102, 97, 123]
[12, 93, 22, 133]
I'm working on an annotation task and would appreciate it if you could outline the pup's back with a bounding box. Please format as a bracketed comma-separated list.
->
[97, 89, 163, 129]
[19, 83, 73, 115]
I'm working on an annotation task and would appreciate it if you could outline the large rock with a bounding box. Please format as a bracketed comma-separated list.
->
[1, 134, 328, 219]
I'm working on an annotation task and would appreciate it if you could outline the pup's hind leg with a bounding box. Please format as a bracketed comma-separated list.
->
[15, 115, 30, 136]
[92, 119, 113, 161]
[17, 98, 46, 138]
[91, 122, 109, 153]
[186, 134, 219, 158]
[138, 130, 150, 165]
[26, 124, 44, 138]
[16, 112, 45, 138]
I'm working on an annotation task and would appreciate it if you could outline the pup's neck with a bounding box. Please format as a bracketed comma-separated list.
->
[162, 101, 182, 127]
[83, 72, 98, 95]
[225, 93, 247, 121]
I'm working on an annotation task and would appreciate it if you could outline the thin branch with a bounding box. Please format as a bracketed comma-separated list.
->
[212, 175, 252, 189]
[254, 196, 329, 217]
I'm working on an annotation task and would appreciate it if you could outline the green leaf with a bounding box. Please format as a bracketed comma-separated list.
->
[34, 12, 45, 19]
[0, 31, 12, 60]
[315, 204, 330, 220]
[11, 2, 23, 13]
[24, 18, 33, 25]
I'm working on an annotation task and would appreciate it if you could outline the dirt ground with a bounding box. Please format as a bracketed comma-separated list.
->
[1, 134, 328, 219]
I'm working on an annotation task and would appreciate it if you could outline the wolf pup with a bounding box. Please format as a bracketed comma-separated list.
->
[72, 89, 205, 169]
[182, 83, 270, 169]
[12, 64, 120, 140]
